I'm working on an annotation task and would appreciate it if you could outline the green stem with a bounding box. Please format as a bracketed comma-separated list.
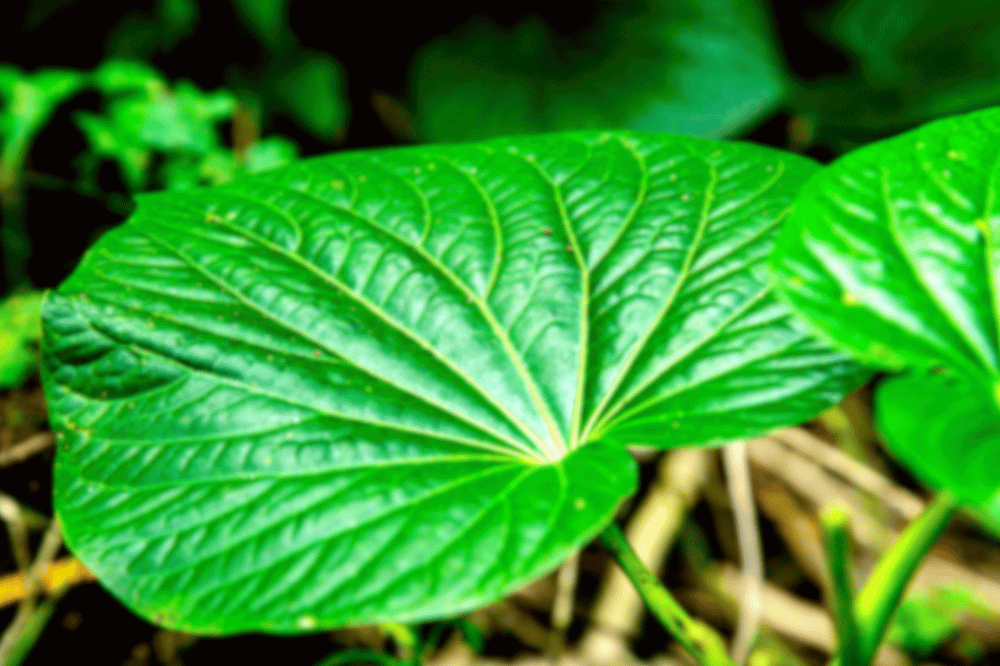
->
[599, 523, 735, 666]
[821, 504, 861, 666]
[853, 490, 959, 664]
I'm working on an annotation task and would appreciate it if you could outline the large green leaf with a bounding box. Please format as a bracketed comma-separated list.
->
[770, 105, 1000, 501]
[771, 106, 1000, 383]
[43, 131, 863, 634]
[410, 0, 787, 142]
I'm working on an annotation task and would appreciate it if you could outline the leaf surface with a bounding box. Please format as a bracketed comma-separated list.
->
[771, 105, 1000, 503]
[44, 131, 863, 633]
[876, 372, 1000, 505]
[772, 107, 1000, 383]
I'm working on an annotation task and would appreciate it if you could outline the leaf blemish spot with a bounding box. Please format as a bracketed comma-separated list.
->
[766, 164, 774, 172]
[941, 169, 952, 179]
[681, 193, 691, 201]
[842, 291, 860, 306]
[669, 173, 678, 181]
[573, 497, 586, 510]
[565, 245, 573, 253]
[915, 141, 925, 149]
[542, 228, 552, 235]
[331, 180, 345, 190]
[947, 149, 965, 160]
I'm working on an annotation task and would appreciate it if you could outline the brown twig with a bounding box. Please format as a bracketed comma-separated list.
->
[0, 433, 54, 468]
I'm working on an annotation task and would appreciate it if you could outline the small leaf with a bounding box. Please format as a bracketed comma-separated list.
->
[44, 131, 863, 633]
[232, 0, 291, 52]
[876, 372, 1000, 505]
[0, 291, 43, 389]
[0, 67, 85, 170]
[93, 59, 166, 95]
[278, 55, 348, 140]
[242, 135, 298, 174]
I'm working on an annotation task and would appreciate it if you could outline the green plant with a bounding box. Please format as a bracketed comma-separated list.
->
[40, 100, 1000, 666]
[0, 58, 303, 292]
[771, 105, 1000, 664]
[0, 290, 43, 389]
[40, 130, 865, 662]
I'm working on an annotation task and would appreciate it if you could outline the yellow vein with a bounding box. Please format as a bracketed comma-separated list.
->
[588, 137, 651, 272]
[580, 155, 718, 445]
[72, 286, 536, 462]
[145, 206, 547, 459]
[882, 166, 998, 372]
[589, 285, 774, 437]
[984, 148, 1000, 362]
[267, 178, 566, 461]
[519, 153, 587, 452]
[430, 155, 506, 298]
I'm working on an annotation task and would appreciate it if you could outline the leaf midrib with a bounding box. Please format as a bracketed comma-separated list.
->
[880, 164, 999, 373]
[580, 151, 719, 444]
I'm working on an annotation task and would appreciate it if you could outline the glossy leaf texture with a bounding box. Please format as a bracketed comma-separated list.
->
[43, 131, 864, 634]
[771, 105, 1000, 504]
[772, 106, 1000, 389]
[876, 372, 1000, 505]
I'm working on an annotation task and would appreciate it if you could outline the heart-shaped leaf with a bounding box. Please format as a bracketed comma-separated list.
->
[876, 372, 1000, 505]
[43, 131, 864, 634]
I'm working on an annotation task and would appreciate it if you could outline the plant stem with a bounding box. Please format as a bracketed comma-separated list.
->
[821, 504, 861, 666]
[599, 523, 735, 666]
[852, 490, 959, 665]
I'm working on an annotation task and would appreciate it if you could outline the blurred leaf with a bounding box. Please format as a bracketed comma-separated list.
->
[0, 291, 43, 389]
[876, 372, 1000, 505]
[233, 0, 291, 52]
[74, 112, 151, 189]
[92, 59, 165, 95]
[411, 0, 788, 142]
[887, 583, 994, 658]
[77, 73, 235, 189]
[278, 54, 348, 139]
[159, 0, 198, 34]
[242, 135, 298, 173]
[0, 67, 86, 173]
[808, 0, 1000, 142]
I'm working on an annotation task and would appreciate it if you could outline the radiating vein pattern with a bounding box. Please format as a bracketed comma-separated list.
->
[44, 130, 864, 634]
